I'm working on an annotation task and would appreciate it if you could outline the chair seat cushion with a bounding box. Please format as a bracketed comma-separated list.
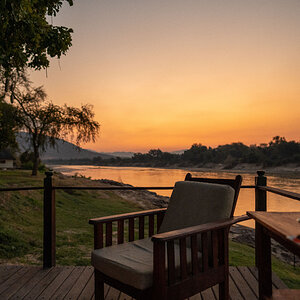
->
[91, 238, 196, 290]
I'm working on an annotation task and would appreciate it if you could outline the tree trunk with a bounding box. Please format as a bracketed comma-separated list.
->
[32, 146, 40, 176]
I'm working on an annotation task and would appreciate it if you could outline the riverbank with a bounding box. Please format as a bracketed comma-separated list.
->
[179, 162, 300, 175]
[47, 161, 300, 176]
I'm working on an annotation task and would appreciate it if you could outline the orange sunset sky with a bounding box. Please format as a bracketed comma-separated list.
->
[30, 0, 300, 153]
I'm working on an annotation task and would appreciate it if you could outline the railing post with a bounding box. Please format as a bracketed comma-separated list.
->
[255, 170, 267, 267]
[43, 171, 56, 268]
[255, 170, 267, 211]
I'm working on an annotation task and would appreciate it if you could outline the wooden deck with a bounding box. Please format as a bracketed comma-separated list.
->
[0, 265, 287, 300]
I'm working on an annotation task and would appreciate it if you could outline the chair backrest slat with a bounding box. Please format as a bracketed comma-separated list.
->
[167, 241, 176, 285]
[179, 238, 188, 280]
[149, 215, 155, 237]
[128, 218, 135, 242]
[191, 235, 199, 275]
[212, 230, 219, 268]
[157, 211, 165, 232]
[94, 223, 103, 249]
[106, 222, 113, 246]
[117, 220, 124, 244]
[201, 232, 209, 272]
[139, 216, 145, 239]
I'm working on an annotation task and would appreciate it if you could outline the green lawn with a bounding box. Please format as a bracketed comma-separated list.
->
[0, 170, 299, 288]
[0, 170, 142, 265]
[229, 240, 300, 289]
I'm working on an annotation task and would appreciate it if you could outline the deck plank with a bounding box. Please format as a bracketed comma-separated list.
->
[229, 266, 257, 299]
[0, 265, 289, 300]
[0, 266, 40, 299]
[0, 265, 22, 284]
[11, 267, 53, 299]
[228, 269, 244, 300]
[37, 266, 75, 299]
[0, 266, 30, 295]
[106, 287, 121, 300]
[248, 266, 287, 290]
[51, 266, 85, 299]
[23, 266, 63, 299]
[64, 266, 93, 299]
[200, 287, 216, 300]
[211, 285, 218, 299]
[237, 266, 259, 298]
[119, 292, 133, 300]
[78, 271, 95, 300]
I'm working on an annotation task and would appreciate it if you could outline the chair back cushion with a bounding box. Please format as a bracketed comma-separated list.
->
[158, 181, 235, 234]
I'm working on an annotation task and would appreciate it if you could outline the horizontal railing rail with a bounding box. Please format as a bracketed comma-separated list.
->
[56, 185, 254, 189]
[0, 186, 44, 192]
[258, 186, 300, 201]
[54, 186, 174, 190]
[0, 185, 256, 192]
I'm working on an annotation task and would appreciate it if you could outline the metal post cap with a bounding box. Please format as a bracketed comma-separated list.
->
[257, 170, 265, 176]
[45, 171, 53, 177]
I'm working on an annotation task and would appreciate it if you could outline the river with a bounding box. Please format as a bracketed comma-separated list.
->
[50, 165, 300, 227]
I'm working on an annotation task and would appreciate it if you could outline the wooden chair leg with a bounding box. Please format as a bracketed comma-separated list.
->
[219, 228, 229, 300]
[219, 279, 229, 300]
[94, 269, 105, 300]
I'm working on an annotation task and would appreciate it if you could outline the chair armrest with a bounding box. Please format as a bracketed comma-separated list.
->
[89, 208, 167, 224]
[152, 215, 249, 295]
[152, 215, 249, 242]
[90, 208, 167, 249]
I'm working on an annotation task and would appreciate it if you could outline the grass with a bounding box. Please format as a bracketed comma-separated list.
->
[229, 241, 300, 289]
[0, 169, 299, 288]
[0, 170, 142, 266]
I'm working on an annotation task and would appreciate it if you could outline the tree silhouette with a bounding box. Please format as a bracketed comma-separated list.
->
[12, 78, 99, 175]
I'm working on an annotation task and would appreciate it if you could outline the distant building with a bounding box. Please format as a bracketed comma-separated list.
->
[0, 150, 15, 169]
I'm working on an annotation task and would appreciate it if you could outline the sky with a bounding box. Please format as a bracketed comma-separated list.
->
[30, 0, 300, 153]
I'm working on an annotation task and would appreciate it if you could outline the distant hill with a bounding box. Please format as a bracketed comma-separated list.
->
[16, 132, 113, 161]
[105, 152, 135, 158]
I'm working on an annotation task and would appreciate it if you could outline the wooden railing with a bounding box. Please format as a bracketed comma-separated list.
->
[0, 170, 299, 268]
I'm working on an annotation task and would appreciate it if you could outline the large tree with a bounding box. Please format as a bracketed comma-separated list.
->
[0, 0, 73, 72]
[0, 0, 74, 101]
[12, 77, 100, 175]
[0, 101, 19, 151]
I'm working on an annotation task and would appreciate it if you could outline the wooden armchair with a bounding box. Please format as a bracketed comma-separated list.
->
[89, 174, 246, 300]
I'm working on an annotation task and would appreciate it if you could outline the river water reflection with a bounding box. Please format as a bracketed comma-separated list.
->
[51, 165, 300, 227]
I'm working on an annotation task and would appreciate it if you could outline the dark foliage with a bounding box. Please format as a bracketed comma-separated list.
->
[0, 0, 73, 73]
[56, 136, 300, 168]
[0, 101, 19, 151]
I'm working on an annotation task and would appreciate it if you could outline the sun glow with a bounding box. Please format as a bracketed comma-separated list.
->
[31, 0, 300, 152]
